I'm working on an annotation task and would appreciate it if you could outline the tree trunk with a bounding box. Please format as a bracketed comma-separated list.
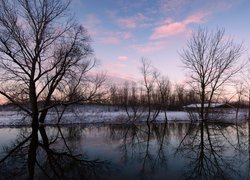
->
[248, 89, 250, 120]
[28, 127, 39, 180]
[29, 81, 39, 128]
[200, 84, 205, 121]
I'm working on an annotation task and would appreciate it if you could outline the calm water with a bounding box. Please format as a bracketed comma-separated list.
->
[0, 122, 250, 179]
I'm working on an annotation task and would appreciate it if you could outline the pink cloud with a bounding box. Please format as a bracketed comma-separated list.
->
[82, 14, 134, 45]
[151, 11, 209, 40]
[132, 41, 167, 53]
[118, 56, 128, 61]
[184, 11, 209, 24]
[163, 18, 174, 24]
[151, 22, 186, 39]
[116, 13, 149, 29]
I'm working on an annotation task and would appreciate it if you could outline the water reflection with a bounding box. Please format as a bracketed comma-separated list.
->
[106, 121, 250, 179]
[0, 121, 250, 179]
[0, 125, 110, 179]
[175, 122, 241, 179]
[107, 123, 171, 178]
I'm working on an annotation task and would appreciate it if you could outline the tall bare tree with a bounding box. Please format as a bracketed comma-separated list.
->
[0, 0, 103, 128]
[140, 58, 155, 122]
[153, 71, 171, 121]
[181, 28, 243, 120]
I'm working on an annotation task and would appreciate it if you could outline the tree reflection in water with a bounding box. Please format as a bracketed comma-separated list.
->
[1, 120, 250, 179]
[107, 122, 172, 178]
[107, 120, 250, 179]
[0, 125, 110, 180]
[175, 121, 247, 179]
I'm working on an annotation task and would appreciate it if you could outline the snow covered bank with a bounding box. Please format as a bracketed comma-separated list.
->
[0, 108, 248, 126]
[0, 110, 191, 126]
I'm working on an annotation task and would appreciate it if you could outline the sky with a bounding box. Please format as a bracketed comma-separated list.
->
[71, 0, 250, 84]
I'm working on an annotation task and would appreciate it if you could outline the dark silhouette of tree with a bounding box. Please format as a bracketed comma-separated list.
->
[153, 71, 171, 121]
[181, 28, 243, 120]
[140, 58, 155, 122]
[120, 82, 144, 122]
[0, 0, 104, 128]
[139, 58, 172, 122]
[235, 64, 250, 118]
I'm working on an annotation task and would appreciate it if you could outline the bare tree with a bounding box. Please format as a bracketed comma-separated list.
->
[232, 82, 246, 119]
[109, 84, 119, 105]
[0, 0, 103, 128]
[181, 28, 243, 120]
[140, 58, 155, 122]
[140, 59, 172, 122]
[153, 71, 171, 121]
[175, 84, 185, 107]
[127, 82, 144, 121]
[237, 62, 250, 118]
